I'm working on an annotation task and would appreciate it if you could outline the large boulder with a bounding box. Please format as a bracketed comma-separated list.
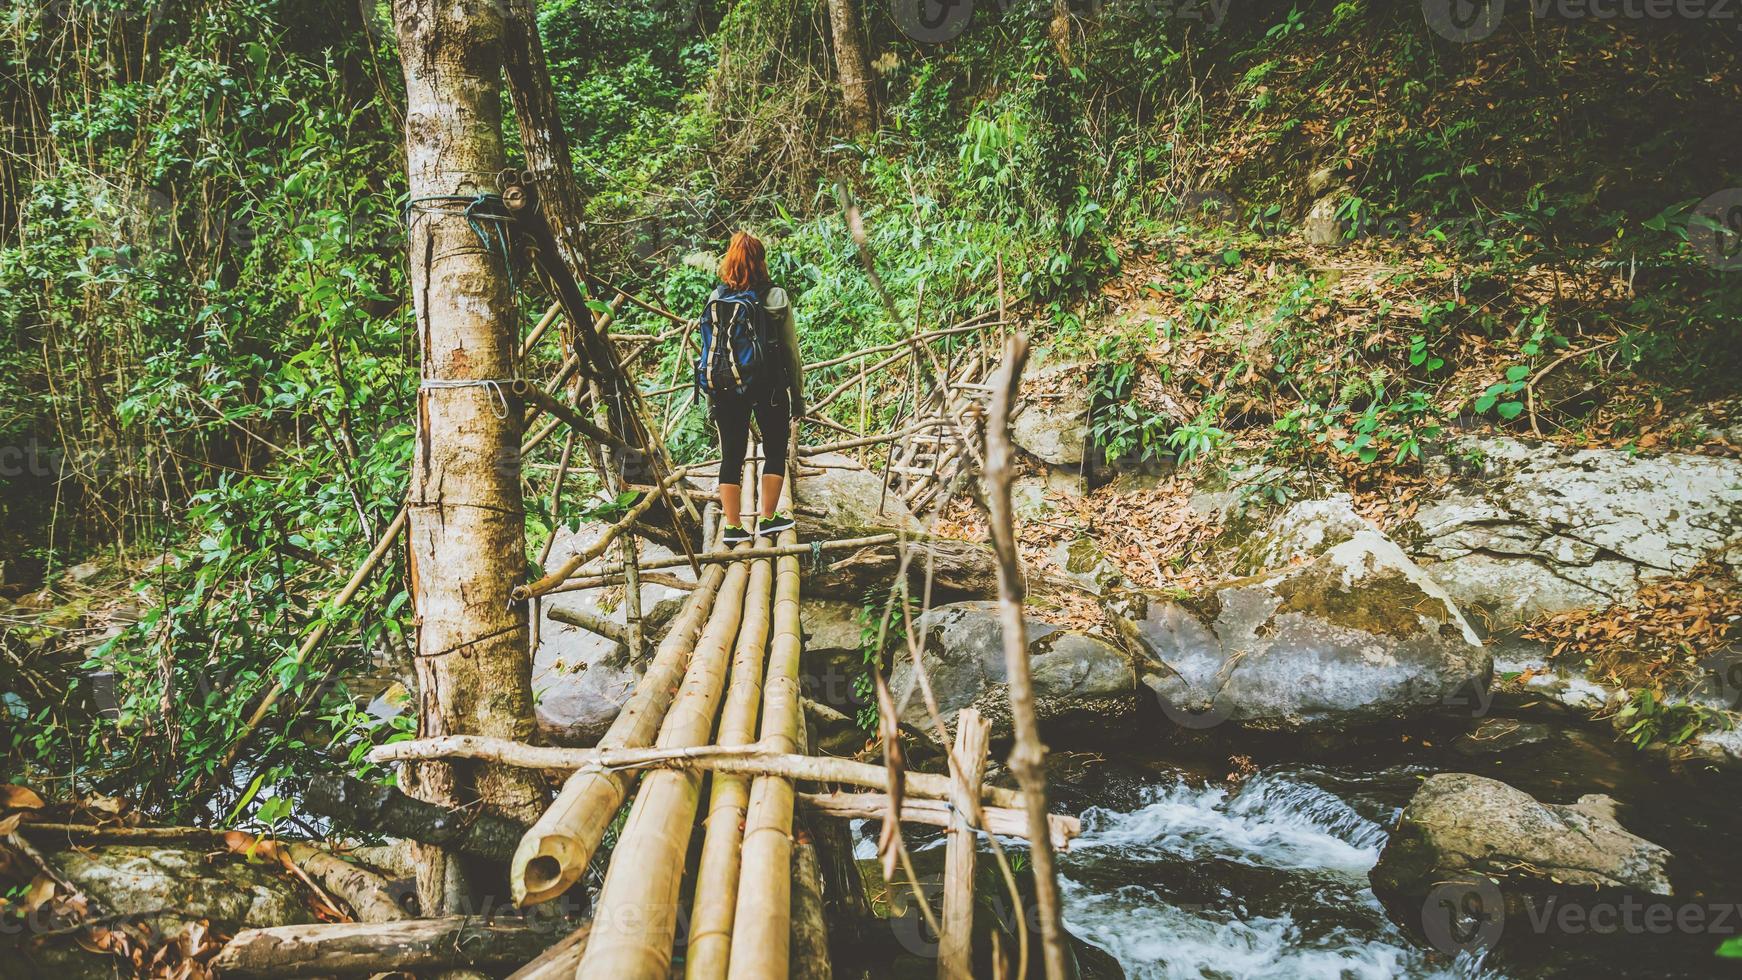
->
[793, 451, 920, 540]
[1411, 437, 1742, 631]
[1370, 773, 1673, 930]
[1239, 492, 1379, 571]
[1122, 530, 1491, 732]
[889, 601, 1138, 742]
[3, 844, 314, 980]
[532, 524, 695, 744]
[1009, 361, 1091, 467]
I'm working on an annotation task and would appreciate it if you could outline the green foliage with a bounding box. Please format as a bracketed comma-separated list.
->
[1613, 690, 1731, 750]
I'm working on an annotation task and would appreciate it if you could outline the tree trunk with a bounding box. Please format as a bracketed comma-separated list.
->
[391, 0, 549, 916]
[212, 916, 556, 979]
[826, 0, 877, 137]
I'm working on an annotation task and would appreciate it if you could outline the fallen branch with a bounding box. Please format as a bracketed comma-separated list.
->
[545, 605, 629, 644]
[515, 465, 694, 601]
[211, 916, 557, 979]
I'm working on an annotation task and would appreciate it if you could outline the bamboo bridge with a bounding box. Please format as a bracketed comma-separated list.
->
[204, 270, 1083, 978]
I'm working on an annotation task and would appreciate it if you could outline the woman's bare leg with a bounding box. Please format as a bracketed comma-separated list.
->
[719, 483, 742, 530]
[759, 473, 784, 518]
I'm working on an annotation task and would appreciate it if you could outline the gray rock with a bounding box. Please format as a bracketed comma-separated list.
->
[794, 451, 920, 539]
[1125, 531, 1491, 732]
[1010, 362, 1091, 467]
[533, 524, 696, 744]
[799, 597, 868, 719]
[1051, 537, 1124, 594]
[1413, 437, 1742, 630]
[1242, 493, 1378, 571]
[890, 601, 1138, 742]
[62, 843, 311, 933]
[1370, 773, 1673, 908]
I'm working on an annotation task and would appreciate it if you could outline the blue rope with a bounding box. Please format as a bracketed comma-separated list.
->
[403, 193, 519, 293]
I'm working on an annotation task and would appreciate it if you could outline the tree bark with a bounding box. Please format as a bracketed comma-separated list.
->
[826, 0, 877, 136]
[211, 916, 556, 979]
[302, 775, 529, 865]
[391, 0, 549, 916]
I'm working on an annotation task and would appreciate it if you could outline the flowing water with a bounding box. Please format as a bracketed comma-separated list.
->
[1042, 725, 1742, 980]
[1058, 765, 1495, 979]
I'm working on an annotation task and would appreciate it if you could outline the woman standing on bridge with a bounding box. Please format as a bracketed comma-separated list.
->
[694, 231, 805, 544]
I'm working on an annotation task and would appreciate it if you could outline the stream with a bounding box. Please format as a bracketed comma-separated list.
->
[1039, 720, 1742, 980]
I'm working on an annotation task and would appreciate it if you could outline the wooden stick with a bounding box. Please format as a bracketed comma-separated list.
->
[576, 553, 752, 977]
[686, 551, 775, 980]
[797, 793, 1078, 850]
[518, 301, 563, 360]
[210, 916, 557, 979]
[515, 465, 693, 601]
[726, 512, 803, 980]
[545, 604, 629, 644]
[544, 534, 899, 593]
[939, 709, 990, 980]
[986, 334, 1071, 980]
[368, 739, 1031, 813]
[303, 775, 527, 864]
[508, 546, 728, 905]
[509, 380, 633, 452]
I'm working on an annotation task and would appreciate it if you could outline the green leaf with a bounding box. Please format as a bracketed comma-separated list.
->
[1505, 365, 1529, 382]
[1496, 401, 1525, 420]
[1716, 937, 1742, 959]
[1474, 394, 1498, 414]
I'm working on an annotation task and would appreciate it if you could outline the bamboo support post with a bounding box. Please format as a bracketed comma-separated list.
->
[939, 708, 991, 980]
[545, 604, 629, 645]
[685, 550, 775, 980]
[621, 535, 644, 658]
[507, 535, 728, 906]
[725, 512, 802, 980]
[575, 551, 753, 977]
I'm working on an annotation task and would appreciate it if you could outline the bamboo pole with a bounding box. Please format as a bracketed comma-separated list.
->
[575, 552, 753, 977]
[725, 515, 803, 980]
[515, 465, 693, 601]
[507, 532, 728, 907]
[796, 793, 1079, 850]
[369, 737, 1028, 810]
[544, 533, 898, 593]
[939, 709, 990, 980]
[685, 550, 775, 980]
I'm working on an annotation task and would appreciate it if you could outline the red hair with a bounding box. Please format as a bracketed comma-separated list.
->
[719, 231, 771, 294]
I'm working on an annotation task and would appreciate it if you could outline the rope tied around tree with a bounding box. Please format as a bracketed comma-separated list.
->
[402, 192, 520, 291]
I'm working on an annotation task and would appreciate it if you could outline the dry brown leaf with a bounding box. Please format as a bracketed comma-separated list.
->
[0, 785, 46, 810]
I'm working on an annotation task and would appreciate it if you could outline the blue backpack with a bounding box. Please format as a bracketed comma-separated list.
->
[694, 286, 771, 398]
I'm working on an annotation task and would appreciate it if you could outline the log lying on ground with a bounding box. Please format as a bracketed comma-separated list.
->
[790, 824, 832, 980]
[503, 923, 590, 980]
[211, 916, 560, 979]
[303, 776, 527, 864]
[576, 554, 752, 976]
[509, 544, 730, 906]
[369, 736, 1029, 810]
[284, 843, 408, 923]
[686, 551, 775, 980]
[797, 792, 1080, 850]
[727, 524, 805, 980]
